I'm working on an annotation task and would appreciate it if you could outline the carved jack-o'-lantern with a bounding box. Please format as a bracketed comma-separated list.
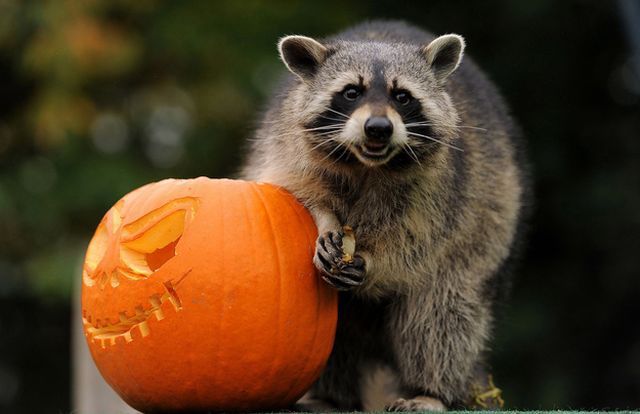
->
[81, 177, 337, 413]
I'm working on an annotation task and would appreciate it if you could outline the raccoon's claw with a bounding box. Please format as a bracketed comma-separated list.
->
[314, 230, 366, 290]
[385, 396, 446, 412]
[316, 230, 343, 264]
[320, 255, 366, 291]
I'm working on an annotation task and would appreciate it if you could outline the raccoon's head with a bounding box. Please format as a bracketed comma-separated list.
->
[278, 33, 465, 169]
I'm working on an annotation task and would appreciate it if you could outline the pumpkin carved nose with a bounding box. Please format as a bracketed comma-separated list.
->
[364, 116, 393, 143]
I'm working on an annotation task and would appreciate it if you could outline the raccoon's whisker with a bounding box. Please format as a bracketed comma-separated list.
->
[404, 123, 432, 129]
[454, 125, 488, 132]
[308, 138, 338, 152]
[402, 107, 423, 120]
[329, 142, 350, 166]
[404, 121, 438, 126]
[259, 116, 346, 127]
[301, 124, 345, 133]
[332, 136, 361, 165]
[318, 115, 348, 123]
[322, 107, 351, 119]
[311, 131, 343, 138]
[339, 133, 362, 164]
[335, 145, 351, 165]
[303, 129, 343, 135]
[403, 113, 424, 120]
[310, 132, 344, 143]
[319, 141, 347, 163]
[324, 133, 357, 166]
[405, 122, 488, 132]
[407, 131, 464, 152]
[401, 143, 422, 166]
[268, 127, 342, 140]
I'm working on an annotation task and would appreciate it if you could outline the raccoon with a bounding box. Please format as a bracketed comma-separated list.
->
[241, 20, 529, 411]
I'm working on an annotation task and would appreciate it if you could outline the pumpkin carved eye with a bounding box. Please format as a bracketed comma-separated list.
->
[83, 197, 198, 289]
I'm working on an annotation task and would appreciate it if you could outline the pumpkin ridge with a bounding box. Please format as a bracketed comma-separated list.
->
[279, 196, 323, 403]
[238, 182, 265, 396]
[248, 182, 284, 394]
[209, 180, 226, 396]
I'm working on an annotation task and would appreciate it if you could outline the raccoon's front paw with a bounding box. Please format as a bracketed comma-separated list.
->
[386, 396, 447, 412]
[313, 230, 366, 290]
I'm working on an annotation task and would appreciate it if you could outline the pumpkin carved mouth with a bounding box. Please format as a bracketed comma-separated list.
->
[83, 270, 191, 348]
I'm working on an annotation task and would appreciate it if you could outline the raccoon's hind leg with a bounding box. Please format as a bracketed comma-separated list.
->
[388, 284, 492, 409]
[359, 364, 446, 412]
[311, 338, 367, 411]
[312, 293, 394, 410]
[359, 363, 403, 411]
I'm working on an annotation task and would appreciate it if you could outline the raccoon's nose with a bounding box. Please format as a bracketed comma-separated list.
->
[364, 116, 393, 143]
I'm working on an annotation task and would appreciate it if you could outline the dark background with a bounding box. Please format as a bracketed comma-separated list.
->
[1, 1, 639, 412]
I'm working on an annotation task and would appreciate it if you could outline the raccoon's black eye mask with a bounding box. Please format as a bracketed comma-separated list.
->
[321, 84, 364, 121]
[391, 89, 423, 122]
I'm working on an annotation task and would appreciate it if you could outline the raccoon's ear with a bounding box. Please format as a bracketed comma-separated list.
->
[422, 34, 465, 82]
[278, 35, 328, 81]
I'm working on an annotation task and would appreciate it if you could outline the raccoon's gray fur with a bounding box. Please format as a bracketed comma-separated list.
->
[241, 20, 529, 411]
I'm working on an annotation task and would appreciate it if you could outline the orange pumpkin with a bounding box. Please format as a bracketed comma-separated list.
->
[81, 177, 337, 413]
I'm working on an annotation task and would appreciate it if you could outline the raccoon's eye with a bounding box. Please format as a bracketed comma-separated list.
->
[342, 86, 361, 101]
[393, 90, 412, 105]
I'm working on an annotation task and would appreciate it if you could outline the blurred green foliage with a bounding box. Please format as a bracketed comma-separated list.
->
[0, 0, 639, 412]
